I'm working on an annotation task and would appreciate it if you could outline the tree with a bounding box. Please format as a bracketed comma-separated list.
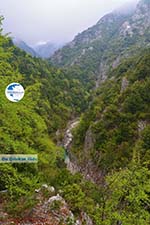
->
[100, 164, 150, 225]
[63, 183, 85, 214]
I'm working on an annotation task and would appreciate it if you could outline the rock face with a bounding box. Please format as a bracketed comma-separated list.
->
[63, 119, 81, 174]
[84, 127, 94, 152]
[120, 0, 150, 37]
[65, 157, 80, 174]
[0, 182, 94, 224]
[121, 77, 129, 93]
[26, 193, 76, 225]
[138, 120, 147, 135]
[51, 11, 129, 67]
[63, 119, 104, 184]
[63, 119, 79, 149]
[51, 0, 150, 86]
[81, 212, 93, 225]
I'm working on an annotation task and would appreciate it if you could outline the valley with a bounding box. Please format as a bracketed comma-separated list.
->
[0, 0, 150, 224]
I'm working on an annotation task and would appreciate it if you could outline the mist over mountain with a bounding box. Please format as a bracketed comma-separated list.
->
[0, 0, 150, 224]
[114, 0, 138, 15]
[13, 38, 38, 57]
[50, 0, 150, 85]
[33, 42, 64, 58]
[13, 38, 63, 59]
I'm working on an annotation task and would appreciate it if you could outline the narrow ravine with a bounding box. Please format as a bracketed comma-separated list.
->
[62, 118, 81, 174]
[63, 119, 94, 225]
[62, 118, 104, 185]
[63, 119, 79, 149]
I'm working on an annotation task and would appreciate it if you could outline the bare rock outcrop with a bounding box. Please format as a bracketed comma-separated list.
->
[121, 77, 129, 93]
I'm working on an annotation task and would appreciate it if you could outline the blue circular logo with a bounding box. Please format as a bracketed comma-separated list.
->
[5, 83, 25, 102]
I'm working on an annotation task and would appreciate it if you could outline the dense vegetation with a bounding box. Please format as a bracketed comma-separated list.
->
[0, 17, 62, 211]
[71, 49, 150, 223]
[72, 49, 150, 170]
[0, 16, 92, 215]
[51, 0, 150, 93]
[0, 0, 150, 223]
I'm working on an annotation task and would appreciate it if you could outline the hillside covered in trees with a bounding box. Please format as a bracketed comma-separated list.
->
[0, 15, 93, 223]
[0, 0, 150, 224]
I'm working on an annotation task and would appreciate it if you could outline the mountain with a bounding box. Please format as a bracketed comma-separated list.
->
[51, 0, 150, 85]
[13, 38, 38, 57]
[0, 1, 150, 224]
[0, 19, 92, 222]
[33, 42, 63, 58]
[72, 47, 150, 170]
[13, 39, 63, 59]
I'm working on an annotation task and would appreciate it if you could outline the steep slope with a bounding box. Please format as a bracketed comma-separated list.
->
[51, 12, 129, 66]
[0, 17, 92, 219]
[33, 42, 62, 58]
[51, 0, 150, 86]
[0, 1, 150, 224]
[72, 48, 150, 172]
[69, 46, 150, 225]
[0, 30, 64, 218]
[13, 38, 38, 57]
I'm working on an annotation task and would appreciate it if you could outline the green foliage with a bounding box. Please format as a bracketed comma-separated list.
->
[100, 164, 150, 225]
[0, 12, 150, 224]
[63, 183, 85, 214]
[73, 49, 150, 171]
[141, 125, 150, 150]
[49, 200, 62, 211]
[0, 20, 89, 211]
[70, 48, 150, 223]
[5, 195, 37, 216]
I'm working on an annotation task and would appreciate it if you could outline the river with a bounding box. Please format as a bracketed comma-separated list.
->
[62, 119, 81, 174]
[62, 118, 104, 184]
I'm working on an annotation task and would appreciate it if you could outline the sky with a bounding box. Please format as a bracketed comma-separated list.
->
[0, 0, 139, 46]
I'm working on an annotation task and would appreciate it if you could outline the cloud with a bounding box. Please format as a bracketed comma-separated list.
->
[0, 0, 138, 45]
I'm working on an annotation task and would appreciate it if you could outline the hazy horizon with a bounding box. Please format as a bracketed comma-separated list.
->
[0, 0, 139, 46]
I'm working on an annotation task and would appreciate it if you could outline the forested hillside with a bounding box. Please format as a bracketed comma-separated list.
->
[0, 15, 63, 206]
[72, 48, 150, 169]
[69, 48, 150, 224]
[0, 0, 150, 224]
[51, 0, 150, 86]
[0, 15, 92, 222]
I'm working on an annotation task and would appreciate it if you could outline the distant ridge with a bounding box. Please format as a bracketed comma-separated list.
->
[13, 38, 38, 57]
[33, 42, 63, 59]
[50, 0, 150, 85]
